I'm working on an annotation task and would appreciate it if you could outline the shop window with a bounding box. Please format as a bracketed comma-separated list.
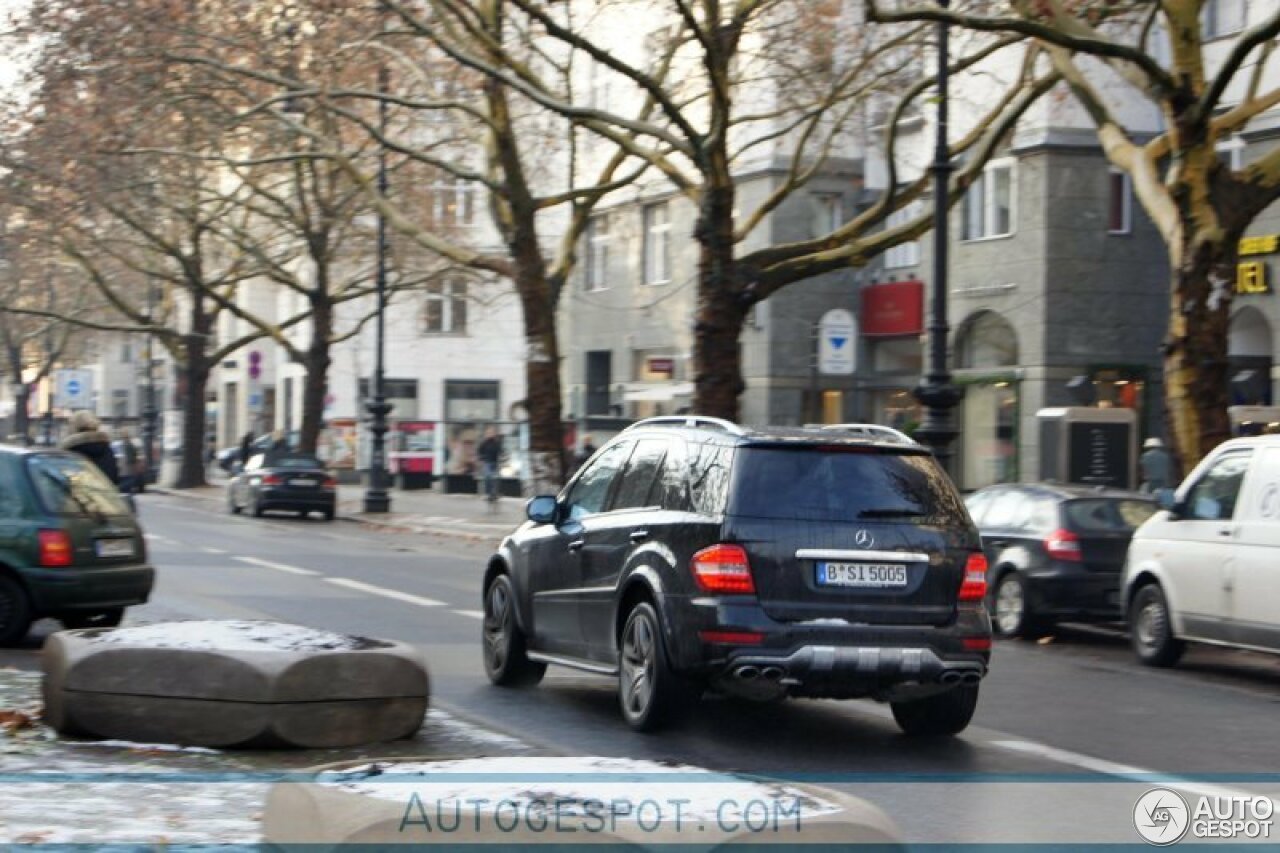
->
[960, 381, 1018, 491]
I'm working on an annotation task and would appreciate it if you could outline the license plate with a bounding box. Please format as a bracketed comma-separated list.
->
[96, 539, 135, 558]
[817, 562, 908, 588]
[291, 478, 318, 487]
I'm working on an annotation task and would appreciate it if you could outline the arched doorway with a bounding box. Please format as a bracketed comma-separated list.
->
[1229, 307, 1273, 405]
[954, 311, 1019, 490]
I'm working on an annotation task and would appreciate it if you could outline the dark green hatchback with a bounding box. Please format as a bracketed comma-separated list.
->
[0, 446, 154, 644]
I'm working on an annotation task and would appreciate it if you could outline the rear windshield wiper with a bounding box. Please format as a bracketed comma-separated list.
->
[857, 508, 927, 519]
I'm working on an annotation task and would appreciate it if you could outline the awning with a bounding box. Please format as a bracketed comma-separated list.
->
[621, 382, 695, 403]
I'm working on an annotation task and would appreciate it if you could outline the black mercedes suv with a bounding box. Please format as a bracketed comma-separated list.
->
[481, 416, 991, 734]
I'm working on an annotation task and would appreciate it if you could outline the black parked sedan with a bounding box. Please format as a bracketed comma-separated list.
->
[964, 483, 1157, 638]
[226, 452, 336, 520]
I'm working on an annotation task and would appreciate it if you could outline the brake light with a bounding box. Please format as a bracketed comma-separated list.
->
[958, 552, 988, 601]
[690, 544, 755, 594]
[1044, 528, 1082, 562]
[963, 637, 992, 651]
[698, 630, 765, 645]
[262, 474, 283, 486]
[38, 530, 73, 567]
[322, 476, 337, 490]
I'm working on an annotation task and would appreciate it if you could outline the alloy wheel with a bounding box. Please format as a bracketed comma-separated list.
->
[620, 611, 656, 718]
[995, 576, 1024, 635]
[484, 582, 511, 674]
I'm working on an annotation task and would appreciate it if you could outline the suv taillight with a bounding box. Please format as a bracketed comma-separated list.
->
[1044, 528, 1082, 562]
[690, 544, 755, 594]
[958, 552, 988, 601]
[262, 474, 283, 486]
[39, 530, 73, 567]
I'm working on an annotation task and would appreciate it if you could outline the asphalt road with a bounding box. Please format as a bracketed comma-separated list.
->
[13, 494, 1280, 844]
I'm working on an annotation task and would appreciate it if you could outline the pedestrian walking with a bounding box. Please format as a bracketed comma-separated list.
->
[117, 429, 141, 494]
[477, 427, 503, 503]
[1139, 437, 1173, 494]
[60, 410, 119, 486]
[572, 434, 597, 477]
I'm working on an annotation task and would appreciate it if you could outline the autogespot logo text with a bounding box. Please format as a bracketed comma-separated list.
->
[1135, 788, 1275, 845]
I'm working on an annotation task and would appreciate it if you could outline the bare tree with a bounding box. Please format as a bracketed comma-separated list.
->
[870, 0, 1280, 470]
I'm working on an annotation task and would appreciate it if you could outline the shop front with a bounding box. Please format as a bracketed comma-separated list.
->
[860, 281, 924, 434]
[953, 311, 1019, 492]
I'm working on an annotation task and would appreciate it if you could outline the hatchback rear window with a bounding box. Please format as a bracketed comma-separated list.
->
[28, 454, 131, 517]
[1063, 498, 1156, 532]
[729, 446, 969, 525]
[270, 455, 324, 469]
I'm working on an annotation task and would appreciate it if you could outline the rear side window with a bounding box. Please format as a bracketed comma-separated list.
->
[28, 454, 131, 517]
[688, 442, 734, 516]
[654, 438, 691, 511]
[729, 447, 968, 526]
[1064, 498, 1156, 532]
[611, 439, 667, 511]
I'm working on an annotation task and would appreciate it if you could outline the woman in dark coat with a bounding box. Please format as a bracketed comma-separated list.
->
[59, 410, 120, 485]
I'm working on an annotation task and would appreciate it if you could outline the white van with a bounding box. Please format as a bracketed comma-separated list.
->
[1122, 435, 1280, 666]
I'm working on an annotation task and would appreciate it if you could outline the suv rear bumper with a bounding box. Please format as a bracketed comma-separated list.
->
[666, 595, 990, 699]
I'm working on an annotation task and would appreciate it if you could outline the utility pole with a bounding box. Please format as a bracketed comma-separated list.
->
[363, 61, 393, 513]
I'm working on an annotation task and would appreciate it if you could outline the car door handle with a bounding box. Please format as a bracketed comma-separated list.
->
[630, 530, 650, 543]
[1218, 528, 1233, 537]
[568, 539, 585, 552]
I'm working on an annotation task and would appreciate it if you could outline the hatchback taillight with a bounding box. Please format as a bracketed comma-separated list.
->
[262, 474, 284, 486]
[690, 544, 755, 594]
[39, 530, 73, 567]
[958, 552, 988, 601]
[1044, 528, 1083, 562]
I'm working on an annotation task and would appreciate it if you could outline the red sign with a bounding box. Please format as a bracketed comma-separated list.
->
[861, 280, 924, 337]
[646, 357, 675, 376]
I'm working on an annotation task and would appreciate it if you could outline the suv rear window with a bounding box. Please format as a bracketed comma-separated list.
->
[729, 446, 969, 526]
[28, 454, 131, 517]
[1063, 498, 1156, 532]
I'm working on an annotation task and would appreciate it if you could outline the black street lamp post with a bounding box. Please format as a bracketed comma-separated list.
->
[912, 0, 963, 472]
[141, 283, 159, 487]
[364, 63, 393, 514]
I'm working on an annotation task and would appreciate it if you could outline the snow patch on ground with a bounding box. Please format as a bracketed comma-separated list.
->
[427, 710, 524, 747]
[77, 620, 389, 652]
[65, 739, 222, 754]
[315, 756, 843, 818]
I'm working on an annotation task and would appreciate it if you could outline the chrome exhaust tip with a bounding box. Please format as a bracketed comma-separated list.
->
[760, 666, 785, 681]
[961, 672, 982, 686]
[734, 665, 761, 681]
[938, 671, 962, 685]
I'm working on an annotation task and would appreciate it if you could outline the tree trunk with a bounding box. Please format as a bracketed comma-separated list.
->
[174, 335, 209, 488]
[298, 298, 332, 455]
[13, 385, 30, 445]
[692, 178, 748, 422]
[1162, 235, 1235, 473]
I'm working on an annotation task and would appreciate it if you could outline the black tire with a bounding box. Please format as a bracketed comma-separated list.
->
[60, 608, 125, 630]
[482, 574, 546, 687]
[322, 508, 335, 522]
[252, 498, 265, 518]
[991, 572, 1049, 639]
[1129, 583, 1185, 667]
[228, 491, 242, 515]
[892, 684, 980, 736]
[618, 601, 698, 732]
[0, 574, 33, 647]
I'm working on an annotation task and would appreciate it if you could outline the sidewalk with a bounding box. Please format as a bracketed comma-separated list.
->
[152, 475, 528, 544]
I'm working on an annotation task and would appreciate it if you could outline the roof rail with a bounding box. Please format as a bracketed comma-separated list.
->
[624, 416, 747, 435]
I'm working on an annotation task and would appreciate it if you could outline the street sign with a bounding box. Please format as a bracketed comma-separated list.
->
[53, 369, 94, 410]
[817, 309, 857, 375]
[248, 391, 264, 411]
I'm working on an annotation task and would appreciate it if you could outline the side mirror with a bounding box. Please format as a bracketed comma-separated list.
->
[526, 495, 559, 525]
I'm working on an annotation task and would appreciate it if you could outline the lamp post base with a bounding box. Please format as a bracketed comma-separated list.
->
[363, 491, 391, 514]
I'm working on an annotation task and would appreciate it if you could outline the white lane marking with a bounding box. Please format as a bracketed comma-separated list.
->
[201, 547, 228, 555]
[145, 534, 176, 545]
[234, 556, 320, 577]
[452, 609, 485, 620]
[990, 739, 1279, 805]
[324, 577, 444, 607]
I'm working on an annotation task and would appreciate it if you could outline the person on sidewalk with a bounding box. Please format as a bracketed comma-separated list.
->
[477, 427, 503, 503]
[60, 410, 120, 485]
[1139, 437, 1173, 495]
[116, 429, 141, 494]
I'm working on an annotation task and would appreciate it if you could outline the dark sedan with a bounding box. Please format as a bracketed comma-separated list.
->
[226, 452, 336, 520]
[964, 483, 1157, 638]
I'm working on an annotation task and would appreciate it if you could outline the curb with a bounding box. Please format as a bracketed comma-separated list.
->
[149, 486, 503, 545]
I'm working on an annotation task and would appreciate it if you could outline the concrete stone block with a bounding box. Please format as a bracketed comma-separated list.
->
[42, 620, 429, 748]
[262, 756, 904, 848]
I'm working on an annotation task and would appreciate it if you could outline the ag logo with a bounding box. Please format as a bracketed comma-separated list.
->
[1134, 788, 1190, 845]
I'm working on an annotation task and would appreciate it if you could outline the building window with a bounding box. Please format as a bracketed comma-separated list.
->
[1203, 0, 1246, 39]
[643, 201, 672, 285]
[430, 178, 476, 228]
[811, 193, 843, 237]
[120, 342, 133, 363]
[884, 201, 923, 268]
[1218, 135, 1244, 171]
[584, 214, 610, 292]
[962, 160, 1015, 241]
[422, 279, 468, 334]
[1108, 170, 1132, 234]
